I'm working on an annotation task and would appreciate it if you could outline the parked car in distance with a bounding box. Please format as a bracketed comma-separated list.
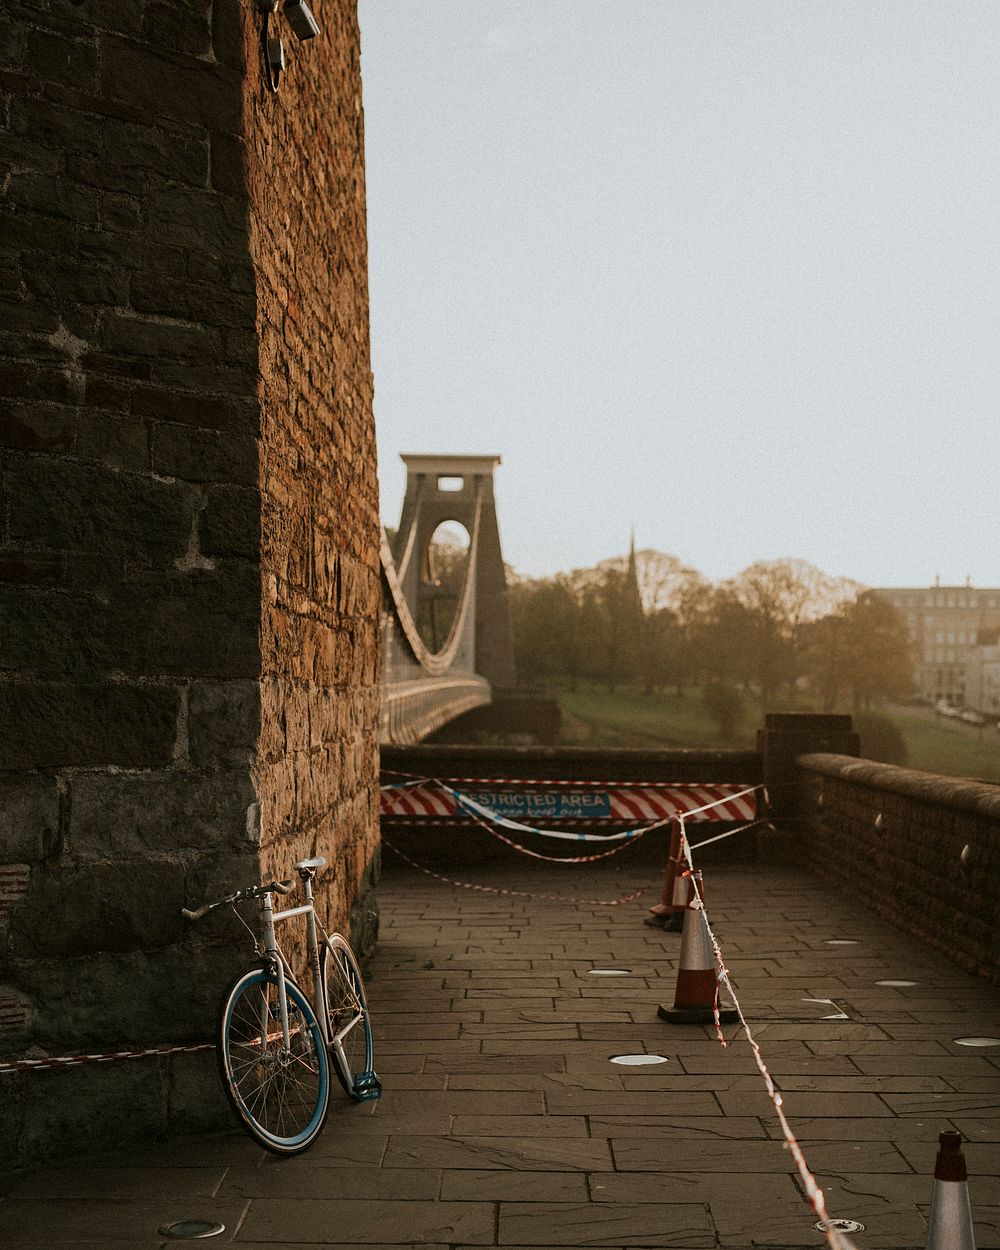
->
[960, 710, 987, 725]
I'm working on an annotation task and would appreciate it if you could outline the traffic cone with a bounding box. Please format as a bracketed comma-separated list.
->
[925, 1130, 976, 1250]
[645, 822, 687, 931]
[657, 869, 738, 1024]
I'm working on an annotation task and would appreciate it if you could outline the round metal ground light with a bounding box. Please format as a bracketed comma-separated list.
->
[158, 1220, 226, 1240]
[609, 1054, 669, 1066]
[588, 968, 631, 976]
[815, 1218, 865, 1234]
[954, 1037, 1000, 1048]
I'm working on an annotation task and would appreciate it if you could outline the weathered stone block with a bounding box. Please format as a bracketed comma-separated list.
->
[7, 171, 100, 223]
[148, 185, 248, 255]
[76, 412, 148, 471]
[200, 485, 260, 560]
[0, 405, 76, 452]
[101, 36, 242, 131]
[187, 679, 260, 766]
[151, 422, 256, 484]
[69, 768, 256, 859]
[142, 0, 213, 59]
[110, 567, 260, 678]
[210, 132, 246, 195]
[5, 1052, 164, 1162]
[98, 118, 206, 190]
[0, 778, 59, 862]
[0, 363, 77, 405]
[10, 858, 188, 958]
[130, 384, 257, 430]
[6, 457, 188, 562]
[131, 274, 255, 330]
[26, 28, 99, 90]
[0, 586, 114, 678]
[102, 312, 219, 362]
[0, 681, 180, 769]
[0, 554, 65, 587]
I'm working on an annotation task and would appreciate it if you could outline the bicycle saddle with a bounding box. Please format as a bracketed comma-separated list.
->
[295, 856, 326, 872]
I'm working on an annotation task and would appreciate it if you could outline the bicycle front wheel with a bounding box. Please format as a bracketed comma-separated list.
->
[321, 935, 380, 1102]
[218, 967, 331, 1154]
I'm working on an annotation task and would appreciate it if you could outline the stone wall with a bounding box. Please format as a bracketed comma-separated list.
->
[1, 0, 379, 1163]
[244, 0, 381, 961]
[796, 753, 1000, 984]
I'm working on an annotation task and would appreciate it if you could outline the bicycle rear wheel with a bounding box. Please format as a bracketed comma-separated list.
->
[321, 935, 380, 1102]
[218, 967, 330, 1154]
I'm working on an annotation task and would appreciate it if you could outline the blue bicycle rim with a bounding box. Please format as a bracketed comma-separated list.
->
[221, 969, 330, 1151]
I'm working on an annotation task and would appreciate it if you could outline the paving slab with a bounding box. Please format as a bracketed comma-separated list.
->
[7, 858, 1000, 1248]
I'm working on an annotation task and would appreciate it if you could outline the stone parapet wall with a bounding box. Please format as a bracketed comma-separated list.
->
[796, 753, 1000, 984]
[382, 743, 764, 785]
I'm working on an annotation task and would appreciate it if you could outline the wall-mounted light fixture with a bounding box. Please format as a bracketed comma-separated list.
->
[257, 0, 321, 94]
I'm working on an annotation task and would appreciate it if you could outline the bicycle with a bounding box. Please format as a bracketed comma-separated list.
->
[182, 856, 381, 1155]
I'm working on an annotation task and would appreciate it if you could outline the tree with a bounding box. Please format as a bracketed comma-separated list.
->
[508, 575, 584, 686]
[702, 681, 744, 740]
[801, 593, 913, 711]
[713, 560, 856, 706]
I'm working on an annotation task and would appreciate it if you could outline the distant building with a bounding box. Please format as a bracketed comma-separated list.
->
[871, 582, 1000, 707]
[964, 646, 1000, 719]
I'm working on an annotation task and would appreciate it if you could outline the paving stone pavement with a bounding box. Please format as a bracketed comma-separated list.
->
[4, 856, 999, 1248]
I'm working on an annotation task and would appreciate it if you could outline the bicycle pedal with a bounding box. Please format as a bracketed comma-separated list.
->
[353, 1071, 382, 1101]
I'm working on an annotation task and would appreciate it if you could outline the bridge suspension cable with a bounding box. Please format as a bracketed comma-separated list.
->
[380, 478, 484, 677]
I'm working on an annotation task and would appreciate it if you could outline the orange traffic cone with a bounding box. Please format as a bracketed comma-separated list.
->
[925, 1130, 976, 1250]
[657, 869, 738, 1024]
[645, 822, 687, 931]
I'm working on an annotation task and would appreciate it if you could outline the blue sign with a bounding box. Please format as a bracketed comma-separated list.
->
[459, 790, 612, 820]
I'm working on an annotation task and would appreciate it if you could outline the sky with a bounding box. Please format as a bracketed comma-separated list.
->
[358, 1, 1000, 588]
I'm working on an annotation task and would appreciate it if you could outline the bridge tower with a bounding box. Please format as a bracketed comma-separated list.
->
[394, 454, 516, 690]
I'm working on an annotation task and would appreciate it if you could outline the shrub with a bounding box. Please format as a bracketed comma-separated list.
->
[854, 711, 908, 766]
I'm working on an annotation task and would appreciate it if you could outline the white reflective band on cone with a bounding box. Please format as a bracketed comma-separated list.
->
[678, 905, 715, 971]
[925, 1180, 977, 1250]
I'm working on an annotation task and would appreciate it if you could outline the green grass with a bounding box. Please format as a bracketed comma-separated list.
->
[556, 682, 756, 750]
[556, 682, 1000, 782]
[884, 705, 1000, 783]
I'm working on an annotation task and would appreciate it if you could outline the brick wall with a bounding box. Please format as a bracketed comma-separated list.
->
[1, 0, 379, 1163]
[796, 754, 1000, 984]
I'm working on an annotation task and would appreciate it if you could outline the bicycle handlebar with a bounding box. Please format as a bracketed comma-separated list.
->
[181, 878, 293, 922]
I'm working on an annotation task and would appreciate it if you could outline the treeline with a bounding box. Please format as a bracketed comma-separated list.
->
[509, 550, 912, 719]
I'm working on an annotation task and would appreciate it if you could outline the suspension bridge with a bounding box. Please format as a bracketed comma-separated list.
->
[379, 454, 517, 744]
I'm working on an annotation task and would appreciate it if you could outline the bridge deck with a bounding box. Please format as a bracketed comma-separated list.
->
[4, 858, 999, 1248]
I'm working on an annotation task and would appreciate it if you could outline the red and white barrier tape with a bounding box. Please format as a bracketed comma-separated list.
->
[676, 815, 858, 1250]
[0, 1041, 214, 1075]
[463, 804, 654, 863]
[381, 837, 644, 906]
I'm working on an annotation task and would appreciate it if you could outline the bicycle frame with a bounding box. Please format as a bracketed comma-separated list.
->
[261, 875, 364, 1070]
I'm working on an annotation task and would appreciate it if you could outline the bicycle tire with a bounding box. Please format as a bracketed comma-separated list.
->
[218, 967, 331, 1154]
[320, 935, 380, 1102]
